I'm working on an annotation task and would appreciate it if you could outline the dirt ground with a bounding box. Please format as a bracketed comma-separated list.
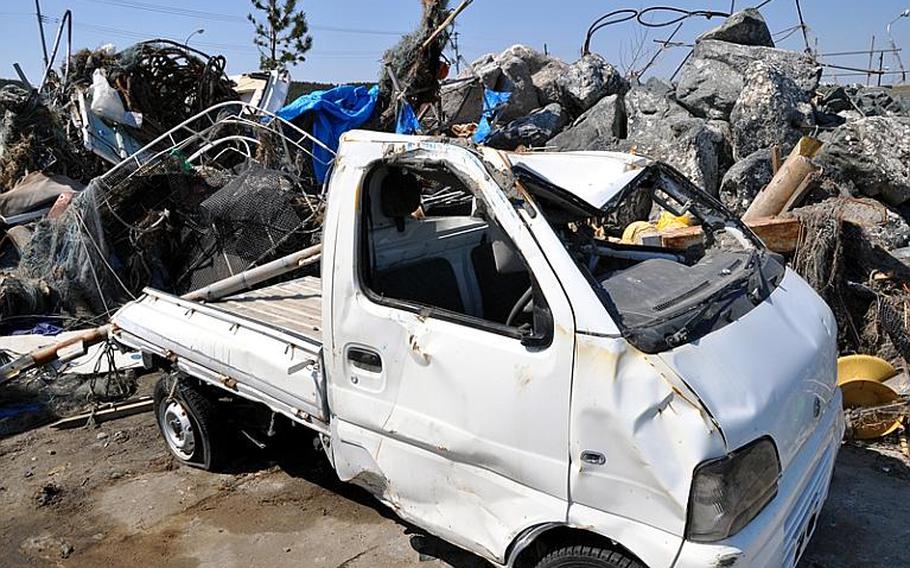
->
[1, 408, 909, 568]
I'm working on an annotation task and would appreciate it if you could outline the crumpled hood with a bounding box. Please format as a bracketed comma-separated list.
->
[658, 269, 838, 468]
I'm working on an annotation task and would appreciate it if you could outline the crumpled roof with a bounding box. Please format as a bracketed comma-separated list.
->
[506, 151, 652, 211]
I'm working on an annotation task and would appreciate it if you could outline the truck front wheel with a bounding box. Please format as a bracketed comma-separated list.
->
[153, 376, 223, 471]
[533, 545, 646, 568]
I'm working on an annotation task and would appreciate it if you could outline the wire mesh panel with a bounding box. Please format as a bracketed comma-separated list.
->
[179, 164, 315, 292]
[6, 103, 332, 324]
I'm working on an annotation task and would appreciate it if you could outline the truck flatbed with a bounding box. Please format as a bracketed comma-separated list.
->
[113, 275, 328, 431]
[214, 276, 323, 344]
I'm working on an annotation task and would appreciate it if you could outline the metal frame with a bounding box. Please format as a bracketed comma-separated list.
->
[99, 101, 336, 186]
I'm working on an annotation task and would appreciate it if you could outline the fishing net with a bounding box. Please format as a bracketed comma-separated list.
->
[791, 197, 910, 364]
[8, 148, 322, 322]
[176, 163, 323, 293]
[66, 41, 238, 143]
[378, 0, 451, 127]
[0, 85, 103, 190]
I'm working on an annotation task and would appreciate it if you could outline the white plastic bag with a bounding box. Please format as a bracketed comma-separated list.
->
[90, 69, 143, 128]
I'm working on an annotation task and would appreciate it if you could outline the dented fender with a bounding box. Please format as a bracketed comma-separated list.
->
[569, 333, 726, 538]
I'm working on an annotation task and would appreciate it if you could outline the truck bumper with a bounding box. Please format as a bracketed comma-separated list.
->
[672, 390, 844, 568]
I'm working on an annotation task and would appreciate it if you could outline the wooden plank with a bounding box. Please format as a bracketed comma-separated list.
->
[48, 397, 154, 430]
[660, 216, 801, 254]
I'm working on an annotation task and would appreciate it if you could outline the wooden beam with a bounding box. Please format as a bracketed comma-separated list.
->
[661, 216, 802, 254]
[742, 137, 823, 221]
[421, 0, 474, 52]
[48, 397, 154, 430]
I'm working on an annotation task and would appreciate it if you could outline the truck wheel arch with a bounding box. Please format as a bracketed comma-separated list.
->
[506, 524, 649, 568]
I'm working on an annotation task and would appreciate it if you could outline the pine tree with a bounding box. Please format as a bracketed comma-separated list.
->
[248, 0, 313, 71]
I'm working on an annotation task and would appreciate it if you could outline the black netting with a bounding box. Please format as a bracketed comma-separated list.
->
[176, 164, 318, 292]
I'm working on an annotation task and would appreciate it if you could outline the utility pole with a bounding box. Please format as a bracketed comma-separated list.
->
[886, 9, 909, 83]
[450, 24, 461, 75]
[867, 35, 876, 86]
[35, 0, 49, 68]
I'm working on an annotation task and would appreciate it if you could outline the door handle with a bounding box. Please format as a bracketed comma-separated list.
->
[347, 347, 382, 373]
[580, 451, 606, 466]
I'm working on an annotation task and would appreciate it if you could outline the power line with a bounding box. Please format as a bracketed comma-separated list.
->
[78, 0, 407, 36]
[38, 15, 381, 59]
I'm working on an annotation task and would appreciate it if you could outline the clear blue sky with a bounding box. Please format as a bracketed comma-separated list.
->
[2, 0, 910, 85]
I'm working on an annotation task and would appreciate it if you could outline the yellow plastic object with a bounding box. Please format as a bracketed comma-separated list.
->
[621, 221, 656, 245]
[655, 211, 692, 232]
[837, 354, 897, 385]
[840, 378, 902, 439]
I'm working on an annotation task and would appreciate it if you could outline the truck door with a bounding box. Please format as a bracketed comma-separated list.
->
[326, 142, 576, 563]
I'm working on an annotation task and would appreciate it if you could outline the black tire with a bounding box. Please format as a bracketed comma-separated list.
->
[153, 376, 223, 471]
[534, 545, 646, 568]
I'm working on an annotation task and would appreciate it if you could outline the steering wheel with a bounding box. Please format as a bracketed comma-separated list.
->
[506, 287, 534, 328]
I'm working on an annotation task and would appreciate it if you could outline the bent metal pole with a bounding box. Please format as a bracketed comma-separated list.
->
[181, 243, 321, 303]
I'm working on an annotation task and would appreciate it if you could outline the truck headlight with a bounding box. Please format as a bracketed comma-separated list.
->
[686, 437, 781, 542]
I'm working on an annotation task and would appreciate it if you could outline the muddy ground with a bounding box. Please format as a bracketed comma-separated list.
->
[1, 406, 909, 568]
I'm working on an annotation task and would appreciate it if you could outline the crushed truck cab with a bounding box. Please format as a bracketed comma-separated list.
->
[113, 131, 843, 568]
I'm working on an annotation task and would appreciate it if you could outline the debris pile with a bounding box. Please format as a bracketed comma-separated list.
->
[0, 85, 101, 190]
[2, 109, 324, 325]
[435, 8, 910, 375]
[64, 40, 238, 143]
[3, 3, 910, 436]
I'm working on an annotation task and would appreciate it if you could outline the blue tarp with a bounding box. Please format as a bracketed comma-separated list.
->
[395, 102, 421, 135]
[11, 322, 63, 336]
[474, 89, 511, 144]
[276, 85, 380, 182]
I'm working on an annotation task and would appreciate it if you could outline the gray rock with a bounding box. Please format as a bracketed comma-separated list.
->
[557, 54, 628, 115]
[817, 85, 854, 114]
[532, 59, 569, 106]
[549, 95, 625, 151]
[624, 86, 690, 137]
[718, 147, 774, 215]
[675, 39, 821, 120]
[471, 45, 570, 108]
[469, 47, 543, 122]
[642, 76, 674, 97]
[623, 88, 733, 195]
[499, 44, 552, 75]
[697, 8, 774, 47]
[862, 206, 910, 250]
[814, 117, 910, 205]
[479, 55, 540, 122]
[441, 79, 483, 125]
[853, 86, 905, 117]
[816, 84, 908, 121]
[730, 60, 815, 159]
[486, 103, 568, 150]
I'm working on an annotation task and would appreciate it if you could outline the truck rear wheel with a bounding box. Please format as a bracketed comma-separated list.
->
[153, 376, 223, 471]
[533, 545, 645, 568]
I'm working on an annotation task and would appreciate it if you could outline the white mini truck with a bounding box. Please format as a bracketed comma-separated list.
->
[112, 131, 843, 568]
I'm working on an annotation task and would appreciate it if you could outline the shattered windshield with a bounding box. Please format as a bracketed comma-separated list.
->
[517, 162, 785, 353]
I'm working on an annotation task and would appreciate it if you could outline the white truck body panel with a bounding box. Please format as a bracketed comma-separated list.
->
[324, 136, 578, 563]
[111, 131, 843, 568]
[113, 278, 327, 431]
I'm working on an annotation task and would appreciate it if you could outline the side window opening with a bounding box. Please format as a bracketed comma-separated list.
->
[358, 161, 551, 342]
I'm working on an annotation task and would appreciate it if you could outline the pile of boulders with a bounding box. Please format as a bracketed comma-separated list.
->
[442, 8, 910, 227]
[441, 8, 910, 363]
